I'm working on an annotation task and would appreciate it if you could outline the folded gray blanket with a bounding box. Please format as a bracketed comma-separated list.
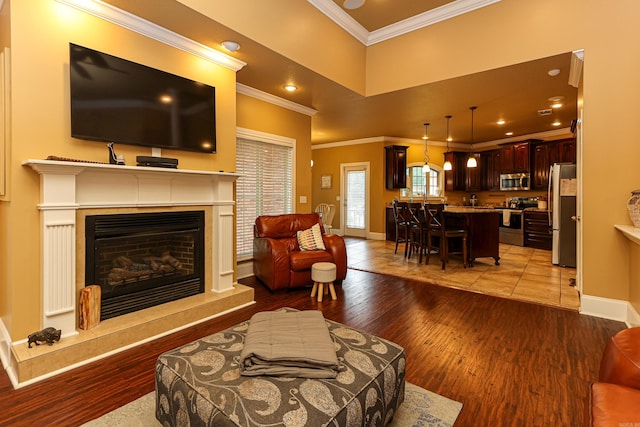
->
[239, 310, 342, 379]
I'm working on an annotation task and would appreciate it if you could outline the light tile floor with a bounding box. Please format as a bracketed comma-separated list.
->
[345, 237, 580, 311]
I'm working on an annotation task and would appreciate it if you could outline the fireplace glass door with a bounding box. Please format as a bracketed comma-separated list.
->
[86, 211, 205, 320]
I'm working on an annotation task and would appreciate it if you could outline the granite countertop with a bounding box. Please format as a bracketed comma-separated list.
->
[444, 206, 500, 213]
[524, 208, 552, 213]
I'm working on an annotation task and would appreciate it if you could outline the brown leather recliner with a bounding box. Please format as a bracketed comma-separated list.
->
[253, 213, 347, 291]
[587, 327, 640, 426]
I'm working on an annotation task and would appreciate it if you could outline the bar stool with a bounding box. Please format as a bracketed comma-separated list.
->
[310, 262, 337, 302]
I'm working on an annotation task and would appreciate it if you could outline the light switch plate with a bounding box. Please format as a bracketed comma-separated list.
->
[300, 196, 307, 204]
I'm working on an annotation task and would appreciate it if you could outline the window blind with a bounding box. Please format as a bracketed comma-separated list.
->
[236, 137, 293, 258]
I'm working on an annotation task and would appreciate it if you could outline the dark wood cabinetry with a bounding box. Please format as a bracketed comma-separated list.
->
[531, 138, 577, 189]
[481, 149, 502, 190]
[466, 154, 481, 191]
[500, 142, 531, 173]
[444, 151, 467, 191]
[524, 210, 552, 250]
[531, 143, 552, 190]
[385, 145, 408, 189]
[554, 138, 577, 164]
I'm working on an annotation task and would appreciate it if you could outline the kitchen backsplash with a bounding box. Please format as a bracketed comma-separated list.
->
[445, 190, 547, 207]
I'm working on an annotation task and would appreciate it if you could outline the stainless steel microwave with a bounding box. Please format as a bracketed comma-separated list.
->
[500, 173, 530, 191]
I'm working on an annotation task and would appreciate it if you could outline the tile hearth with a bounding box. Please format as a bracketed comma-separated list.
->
[11, 284, 254, 386]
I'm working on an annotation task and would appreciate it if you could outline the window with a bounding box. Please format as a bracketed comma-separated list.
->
[401, 163, 443, 199]
[236, 129, 294, 259]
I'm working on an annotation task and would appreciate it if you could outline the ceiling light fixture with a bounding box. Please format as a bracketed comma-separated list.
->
[552, 120, 561, 126]
[343, 0, 365, 10]
[221, 40, 240, 52]
[506, 132, 514, 136]
[443, 115, 453, 171]
[551, 102, 563, 109]
[284, 84, 298, 92]
[422, 123, 430, 173]
[548, 68, 560, 77]
[497, 119, 505, 125]
[466, 106, 478, 168]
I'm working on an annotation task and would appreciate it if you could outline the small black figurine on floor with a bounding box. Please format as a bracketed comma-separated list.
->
[27, 327, 61, 348]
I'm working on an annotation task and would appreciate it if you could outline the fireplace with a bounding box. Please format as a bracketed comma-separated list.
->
[85, 211, 205, 320]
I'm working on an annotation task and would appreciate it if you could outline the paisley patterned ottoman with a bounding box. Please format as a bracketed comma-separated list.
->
[155, 308, 406, 426]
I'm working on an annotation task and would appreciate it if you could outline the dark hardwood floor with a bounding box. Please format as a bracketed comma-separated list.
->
[0, 269, 625, 426]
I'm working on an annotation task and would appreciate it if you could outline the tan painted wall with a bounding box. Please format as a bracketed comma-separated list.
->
[1, 0, 238, 339]
[236, 93, 313, 214]
[366, 0, 640, 304]
[176, 0, 367, 95]
[312, 141, 448, 234]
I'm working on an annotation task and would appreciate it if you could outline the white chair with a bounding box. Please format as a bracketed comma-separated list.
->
[314, 203, 335, 233]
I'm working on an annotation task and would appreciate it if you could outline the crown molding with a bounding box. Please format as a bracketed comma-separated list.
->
[55, 0, 246, 71]
[312, 128, 571, 150]
[308, 0, 501, 46]
[236, 83, 318, 117]
[306, 0, 370, 44]
[369, 0, 501, 45]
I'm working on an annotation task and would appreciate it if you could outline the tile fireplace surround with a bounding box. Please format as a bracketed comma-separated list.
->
[1, 160, 255, 388]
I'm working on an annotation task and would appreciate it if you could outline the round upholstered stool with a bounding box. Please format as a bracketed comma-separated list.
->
[310, 262, 337, 302]
[599, 327, 640, 389]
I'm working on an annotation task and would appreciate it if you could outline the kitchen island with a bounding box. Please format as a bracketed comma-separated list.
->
[444, 207, 501, 266]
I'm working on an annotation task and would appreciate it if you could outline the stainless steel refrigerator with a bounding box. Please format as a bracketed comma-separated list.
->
[548, 163, 577, 267]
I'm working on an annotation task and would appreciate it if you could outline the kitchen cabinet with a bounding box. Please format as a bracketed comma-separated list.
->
[531, 138, 577, 190]
[500, 141, 531, 173]
[524, 210, 552, 250]
[385, 206, 395, 241]
[531, 142, 552, 190]
[444, 151, 467, 191]
[466, 154, 481, 191]
[444, 210, 501, 266]
[385, 145, 408, 189]
[482, 149, 502, 190]
[553, 138, 577, 164]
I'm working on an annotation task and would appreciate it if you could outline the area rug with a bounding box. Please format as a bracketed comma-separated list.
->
[82, 382, 462, 427]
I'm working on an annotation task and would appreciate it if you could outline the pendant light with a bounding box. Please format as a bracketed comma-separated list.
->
[466, 106, 478, 168]
[443, 115, 453, 171]
[422, 123, 430, 173]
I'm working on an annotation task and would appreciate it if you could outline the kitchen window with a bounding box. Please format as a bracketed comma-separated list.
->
[400, 163, 443, 199]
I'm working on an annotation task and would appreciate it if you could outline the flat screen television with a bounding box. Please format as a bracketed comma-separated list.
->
[69, 43, 216, 153]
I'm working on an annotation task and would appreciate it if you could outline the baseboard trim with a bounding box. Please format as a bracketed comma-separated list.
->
[580, 294, 640, 326]
[237, 260, 254, 279]
[367, 232, 386, 240]
[0, 319, 12, 376]
[626, 303, 640, 327]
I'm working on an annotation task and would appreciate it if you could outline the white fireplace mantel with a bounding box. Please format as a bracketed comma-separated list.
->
[23, 159, 240, 336]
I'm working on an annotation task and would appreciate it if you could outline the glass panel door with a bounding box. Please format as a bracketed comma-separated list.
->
[344, 165, 367, 237]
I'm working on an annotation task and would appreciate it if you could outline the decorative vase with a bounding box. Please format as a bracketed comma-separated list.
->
[628, 190, 640, 227]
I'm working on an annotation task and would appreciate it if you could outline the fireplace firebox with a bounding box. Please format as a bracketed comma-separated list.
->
[85, 211, 205, 320]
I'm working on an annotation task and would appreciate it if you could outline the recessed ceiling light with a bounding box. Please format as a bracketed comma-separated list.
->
[343, 0, 365, 9]
[221, 40, 240, 52]
[497, 119, 506, 125]
[548, 96, 564, 102]
[284, 84, 298, 92]
[551, 102, 563, 109]
[505, 132, 513, 136]
[552, 120, 561, 126]
[548, 69, 560, 77]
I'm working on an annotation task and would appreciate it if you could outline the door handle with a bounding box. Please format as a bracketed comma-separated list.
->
[571, 215, 580, 221]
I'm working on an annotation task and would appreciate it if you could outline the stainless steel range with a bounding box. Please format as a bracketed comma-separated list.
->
[498, 197, 538, 246]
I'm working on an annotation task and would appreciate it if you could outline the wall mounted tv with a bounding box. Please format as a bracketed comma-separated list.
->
[69, 43, 216, 153]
